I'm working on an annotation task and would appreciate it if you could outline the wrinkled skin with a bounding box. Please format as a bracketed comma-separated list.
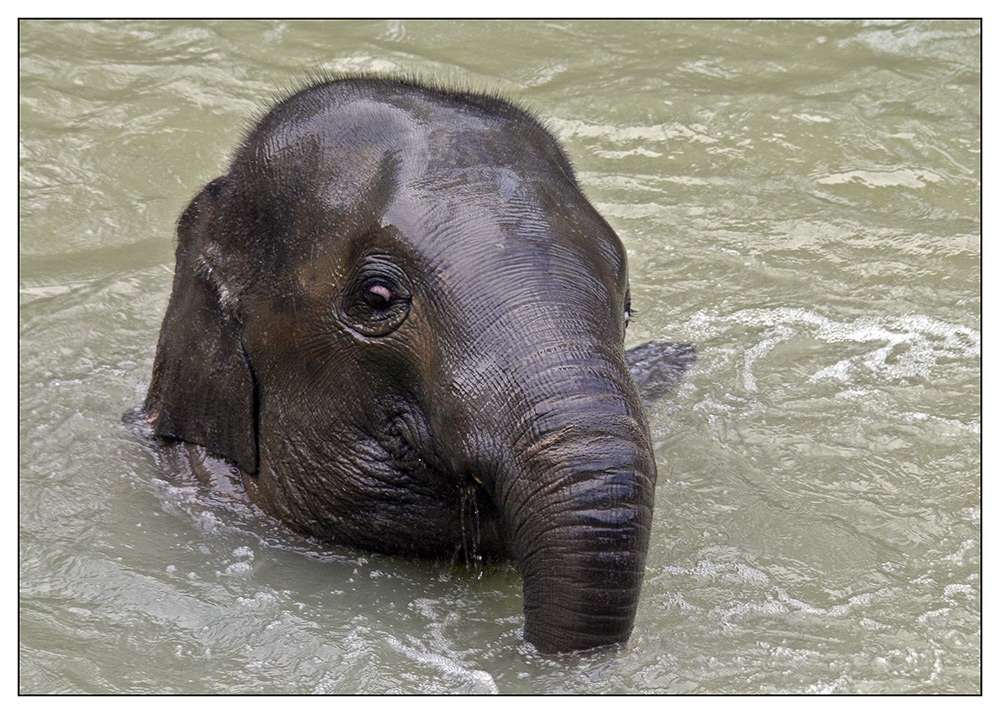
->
[136, 77, 693, 654]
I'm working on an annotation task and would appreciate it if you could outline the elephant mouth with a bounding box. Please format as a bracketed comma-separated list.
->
[457, 476, 508, 564]
[376, 422, 508, 563]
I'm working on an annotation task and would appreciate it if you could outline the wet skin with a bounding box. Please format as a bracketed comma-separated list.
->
[136, 77, 693, 653]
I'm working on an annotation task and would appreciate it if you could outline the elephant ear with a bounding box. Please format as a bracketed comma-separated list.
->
[626, 341, 696, 402]
[142, 177, 259, 474]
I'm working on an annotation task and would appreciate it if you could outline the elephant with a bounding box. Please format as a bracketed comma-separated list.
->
[133, 76, 694, 654]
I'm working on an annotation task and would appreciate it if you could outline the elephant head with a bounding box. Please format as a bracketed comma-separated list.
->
[141, 77, 690, 653]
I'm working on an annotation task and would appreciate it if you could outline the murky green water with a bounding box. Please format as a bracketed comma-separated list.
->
[19, 19, 980, 693]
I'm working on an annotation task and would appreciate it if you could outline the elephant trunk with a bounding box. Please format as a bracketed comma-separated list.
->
[494, 382, 657, 653]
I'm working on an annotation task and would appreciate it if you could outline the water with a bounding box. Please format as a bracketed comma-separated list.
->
[19, 19, 980, 693]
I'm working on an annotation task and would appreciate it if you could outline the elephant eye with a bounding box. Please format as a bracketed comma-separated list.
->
[342, 274, 412, 338]
[365, 280, 397, 310]
[624, 291, 633, 329]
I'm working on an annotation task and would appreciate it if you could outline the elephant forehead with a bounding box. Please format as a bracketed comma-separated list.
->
[239, 101, 556, 228]
[242, 93, 539, 189]
[382, 167, 628, 292]
[231, 83, 626, 296]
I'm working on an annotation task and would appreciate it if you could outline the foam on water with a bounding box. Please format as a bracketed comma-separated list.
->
[682, 306, 978, 386]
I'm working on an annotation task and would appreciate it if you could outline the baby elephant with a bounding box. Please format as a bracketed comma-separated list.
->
[138, 77, 693, 653]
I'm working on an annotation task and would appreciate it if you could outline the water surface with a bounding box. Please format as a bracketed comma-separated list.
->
[19, 19, 980, 694]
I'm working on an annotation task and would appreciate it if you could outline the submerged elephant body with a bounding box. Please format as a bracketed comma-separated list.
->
[139, 77, 692, 653]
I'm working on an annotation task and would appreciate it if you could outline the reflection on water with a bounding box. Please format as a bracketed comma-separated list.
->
[19, 20, 979, 693]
